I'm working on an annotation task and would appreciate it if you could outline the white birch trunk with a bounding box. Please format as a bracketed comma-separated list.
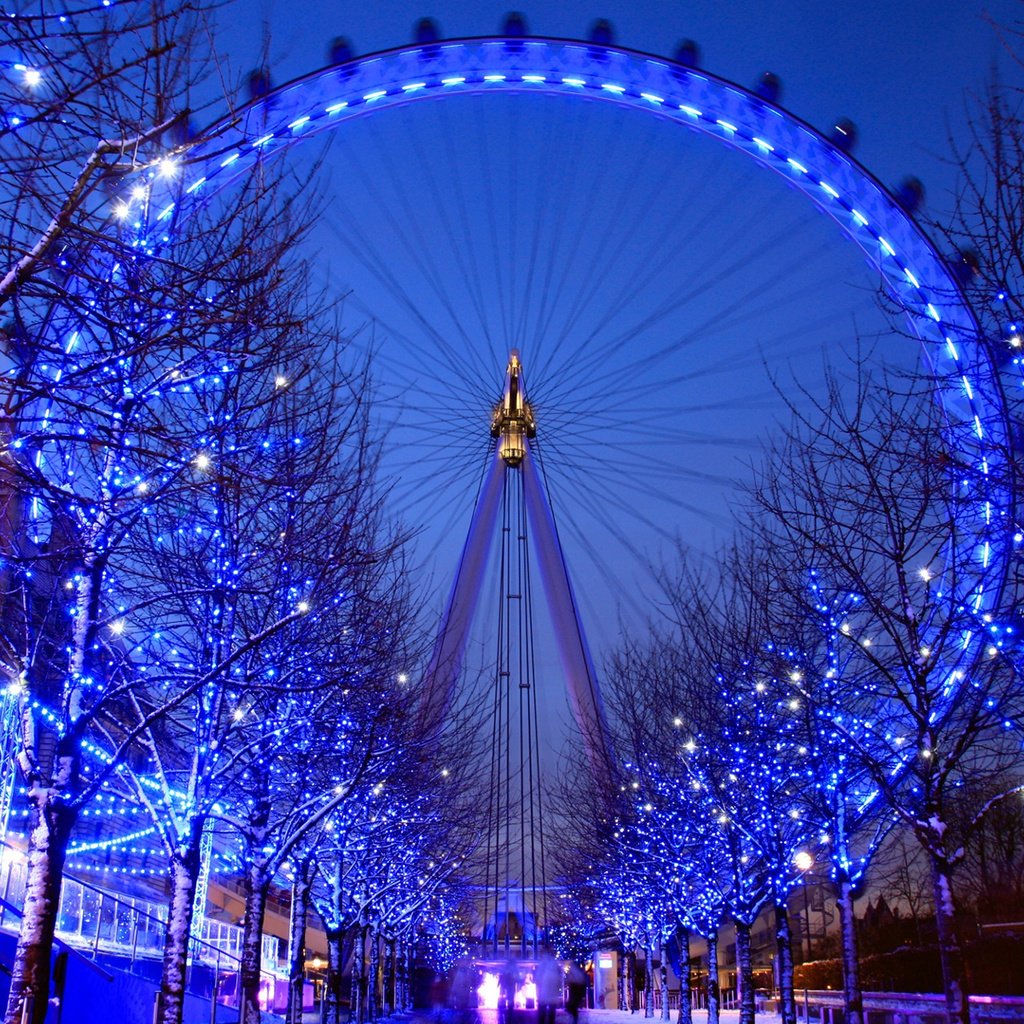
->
[398, 933, 410, 1011]
[2, 792, 75, 1024]
[286, 866, 311, 1024]
[836, 877, 863, 1024]
[383, 936, 394, 1016]
[397, 934, 404, 1013]
[616, 950, 626, 1012]
[706, 931, 720, 1024]
[239, 865, 270, 1024]
[930, 857, 969, 1024]
[658, 940, 670, 1021]
[323, 927, 346, 1024]
[353, 924, 367, 1024]
[157, 853, 200, 1024]
[675, 926, 692, 1024]
[775, 903, 796, 1024]
[368, 928, 380, 1021]
[734, 921, 754, 1024]
[643, 944, 654, 1018]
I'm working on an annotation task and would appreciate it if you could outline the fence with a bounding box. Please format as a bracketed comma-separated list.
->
[0, 844, 286, 1013]
[797, 989, 1024, 1024]
[634, 987, 742, 1012]
[636, 986, 1024, 1023]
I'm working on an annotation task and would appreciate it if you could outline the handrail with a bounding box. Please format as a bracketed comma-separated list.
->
[0, 842, 283, 983]
[86, 882, 239, 969]
[801, 989, 1024, 1007]
[797, 989, 1024, 1022]
[17, 851, 243, 969]
[0, 895, 114, 981]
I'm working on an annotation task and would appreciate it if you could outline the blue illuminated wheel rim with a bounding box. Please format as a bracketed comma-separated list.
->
[133, 35, 1009, 618]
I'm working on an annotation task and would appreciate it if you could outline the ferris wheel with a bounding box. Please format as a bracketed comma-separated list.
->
[159, 20, 1009, 615]
[55, 17, 1013, 950]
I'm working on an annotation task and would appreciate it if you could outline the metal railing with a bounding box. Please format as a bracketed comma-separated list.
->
[632, 987, 741, 1012]
[797, 989, 1024, 1024]
[0, 844, 287, 1015]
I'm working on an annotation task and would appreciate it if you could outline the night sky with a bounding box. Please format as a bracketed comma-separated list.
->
[201, 1, 1022, 757]
[215, 1, 1021, 203]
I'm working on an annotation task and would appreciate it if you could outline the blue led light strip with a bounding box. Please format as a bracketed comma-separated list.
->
[117, 35, 1010, 632]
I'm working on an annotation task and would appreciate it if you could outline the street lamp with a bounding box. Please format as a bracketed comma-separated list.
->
[793, 852, 814, 961]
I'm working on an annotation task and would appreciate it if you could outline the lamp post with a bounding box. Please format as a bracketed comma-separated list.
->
[793, 851, 814, 962]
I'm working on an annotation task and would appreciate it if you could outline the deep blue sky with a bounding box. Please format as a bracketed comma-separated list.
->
[215, 1, 1020, 213]
[204, 2, 1022, 751]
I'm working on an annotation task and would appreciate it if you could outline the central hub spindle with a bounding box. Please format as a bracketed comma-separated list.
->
[490, 349, 536, 467]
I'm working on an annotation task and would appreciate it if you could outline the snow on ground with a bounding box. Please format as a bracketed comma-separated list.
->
[380, 1009, 784, 1024]
[575, 1011, 783, 1024]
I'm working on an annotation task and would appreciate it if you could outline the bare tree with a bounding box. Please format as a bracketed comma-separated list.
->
[94, 254, 412, 1024]
[590, 633, 735, 1024]
[0, 1, 205, 307]
[204, 354, 414, 1024]
[305, 756, 479, 1024]
[869, 830, 933, 947]
[713, 544, 898, 1024]
[755, 367, 1023, 1024]
[0, 131, 300, 1024]
[0, 6, 292, 1021]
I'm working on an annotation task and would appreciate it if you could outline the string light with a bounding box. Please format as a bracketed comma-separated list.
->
[3, 20, 1018, 1001]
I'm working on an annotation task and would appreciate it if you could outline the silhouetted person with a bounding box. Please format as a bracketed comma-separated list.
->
[566, 962, 587, 1024]
[451, 959, 476, 1024]
[536, 952, 561, 1024]
[431, 973, 450, 1021]
[499, 958, 519, 1024]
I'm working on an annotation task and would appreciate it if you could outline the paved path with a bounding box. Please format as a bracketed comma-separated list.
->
[340, 1007, 787, 1024]
[576, 1011, 783, 1024]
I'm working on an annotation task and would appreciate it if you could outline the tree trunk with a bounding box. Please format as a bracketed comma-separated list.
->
[2, 792, 76, 1024]
[286, 865, 311, 1024]
[706, 931, 720, 1024]
[157, 849, 201, 1024]
[617, 948, 626, 1012]
[643, 944, 654, 1018]
[396, 933, 408, 1011]
[734, 920, 754, 1024]
[239, 867, 270, 1024]
[628, 952, 635, 1012]
[368, 929, 380, 1020]
[392, 935, 402, 1012]
[836, 876, 863, 1024]
[775, 903, 796, 1024]
[675, 926, 692, 1024]
[930, 858, 969, 1024]
[323, 926, 346, 1024]
[658, 940, 670, 1021]
[353, 924, 366, 1024]
[383, 936, 395, 1015]
[405, 932, 414, 1011]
